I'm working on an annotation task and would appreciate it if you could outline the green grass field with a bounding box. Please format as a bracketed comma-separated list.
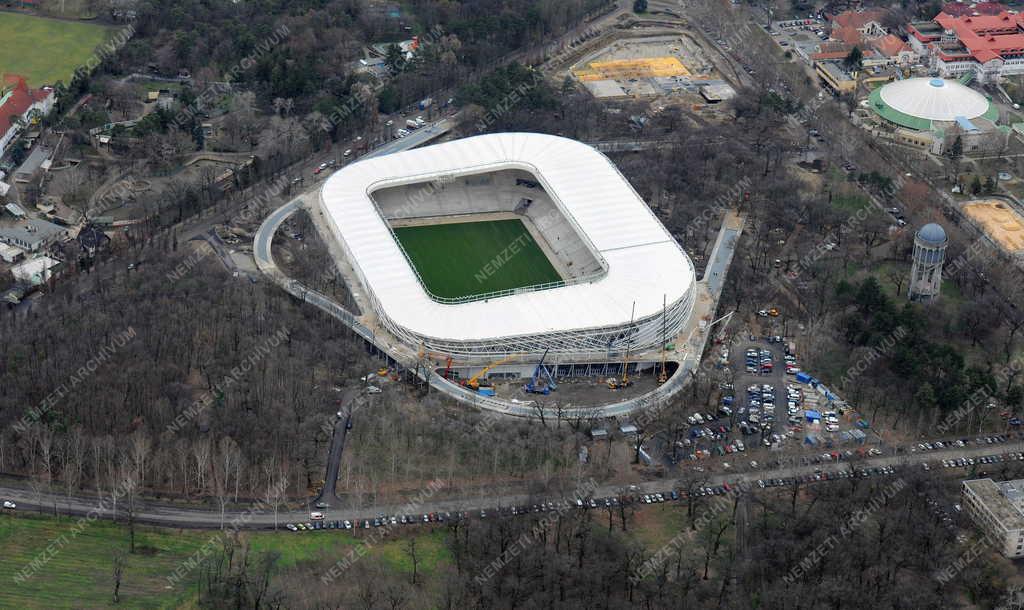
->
[0, 512, 210, 609]
[0, 13, 112, 87]
[0, 512, 453, 609]
[393, 219, 561, 299]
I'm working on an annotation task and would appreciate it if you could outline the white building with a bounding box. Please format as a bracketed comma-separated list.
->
[11, 256, 60, 285]
[908, 10, 1024, 84]
[0, 219, 68, 252]
[319, 133, 696, 361]
[962, 478, 1024, 558]
[0, 242, 23, 263]
[0, 77, 55, 157]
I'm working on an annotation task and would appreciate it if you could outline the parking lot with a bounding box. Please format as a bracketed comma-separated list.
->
[766, 18, 828, 61]
[728, 336, 790, 445]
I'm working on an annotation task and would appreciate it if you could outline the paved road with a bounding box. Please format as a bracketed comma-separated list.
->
[253, 197, 302, 274]
[312, 390, 360, 508]
[1, 439, 1019, 530]
[365, 119, 453, 159]
[706, 227, 738, 295]
[255, 199, 742, 418]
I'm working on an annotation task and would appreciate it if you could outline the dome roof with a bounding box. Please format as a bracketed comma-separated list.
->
[878, 78, 990, 122]
[917, 223, 947, 245]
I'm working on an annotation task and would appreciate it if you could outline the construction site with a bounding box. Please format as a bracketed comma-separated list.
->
[277, 132, 745, 414]
[962, 199, 1024, 257]
[569, 34, 735, 104]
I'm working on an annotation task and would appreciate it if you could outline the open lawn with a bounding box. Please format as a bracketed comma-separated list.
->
[0, 13, 112, 87]
[246, 527, 451, 576]
[0, 512, 454, 609]
[393, 219, 561, 299]
[0, 512, 208, 609]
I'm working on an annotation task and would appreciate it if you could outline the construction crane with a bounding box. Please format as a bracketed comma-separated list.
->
[608, 302, 636, 390]
[465, 354, 519, 391]
[523, 349, 558, 395]
[443, 355, 453, 380]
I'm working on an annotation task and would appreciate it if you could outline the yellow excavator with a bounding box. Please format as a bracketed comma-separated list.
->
[609, 303, 636, 390]
[465, 354, 520, 391]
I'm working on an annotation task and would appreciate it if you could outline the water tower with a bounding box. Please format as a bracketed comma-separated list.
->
[908, 223, 947, 302]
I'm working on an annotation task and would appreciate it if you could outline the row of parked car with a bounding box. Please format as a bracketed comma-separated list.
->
[287, 442, 1024, 534]
[756, 465, 897, 488]
[912, 435, 1010, 452]
[291, 510, 469, 532]
[940, 452, 1023, 469]
[745, 348, 773, 375]
[286, 485, 753, 533]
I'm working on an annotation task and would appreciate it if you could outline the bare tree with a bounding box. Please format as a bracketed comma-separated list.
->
[112, 551, 126, 604]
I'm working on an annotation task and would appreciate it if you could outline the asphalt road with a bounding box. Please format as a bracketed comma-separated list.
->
[705, 227, 738, 296]
[2, 439, 1020, 530]
[312, 390, 360, 509]
[366, 119, 453, 159]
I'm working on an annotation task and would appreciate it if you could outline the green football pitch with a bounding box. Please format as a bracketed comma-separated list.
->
[0, 13, 112, 87]
[393, 219, 562, 300]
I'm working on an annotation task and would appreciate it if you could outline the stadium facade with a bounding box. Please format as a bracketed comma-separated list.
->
[865, 77, 1004, 155]
[319, 133, 696, 361]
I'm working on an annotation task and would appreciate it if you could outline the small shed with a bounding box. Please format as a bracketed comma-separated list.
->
[0, 243, 24, 263]
[5, 202, 26, 218]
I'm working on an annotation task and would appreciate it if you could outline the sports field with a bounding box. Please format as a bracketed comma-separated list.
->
[0, 13, 112, 87]
[393, 219, 562, 299]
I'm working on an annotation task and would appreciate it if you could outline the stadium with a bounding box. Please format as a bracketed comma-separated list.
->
[318, 133, 696, 362]
[864, 77, 1004, 155]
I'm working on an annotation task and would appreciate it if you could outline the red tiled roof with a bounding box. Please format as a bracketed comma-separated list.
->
[935, 11, 1018, 33]
[942, 2, 1008, 17]
[832, 9, 888, 30]
[811, 48, 878, 61]
[931, 11, 1024, 64]
[872, 34, 910, 57]
[811, 51, 853, 61]
[0, 75, 51, 142]
[831, 9, 889, 47]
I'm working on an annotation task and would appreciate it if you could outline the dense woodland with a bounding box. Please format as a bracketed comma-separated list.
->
[192, 469, 1021, 609]
[0, 241, 606, 505]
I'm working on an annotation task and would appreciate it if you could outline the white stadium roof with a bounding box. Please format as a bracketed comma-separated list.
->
[878, 77, 989, 122]
[319, 133, 694, 344]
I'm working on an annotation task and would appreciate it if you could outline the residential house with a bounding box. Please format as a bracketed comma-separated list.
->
[0, 75, 55, 156]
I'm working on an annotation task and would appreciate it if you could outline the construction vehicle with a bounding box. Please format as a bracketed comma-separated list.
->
[523, 349, 557, 395]
[377, 367, 389, 376]
[608, 303, 636, 390]
[464, 354, 519, 392]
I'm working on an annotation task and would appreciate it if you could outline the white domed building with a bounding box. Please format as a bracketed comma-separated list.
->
[866, 77, 1005, 155]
